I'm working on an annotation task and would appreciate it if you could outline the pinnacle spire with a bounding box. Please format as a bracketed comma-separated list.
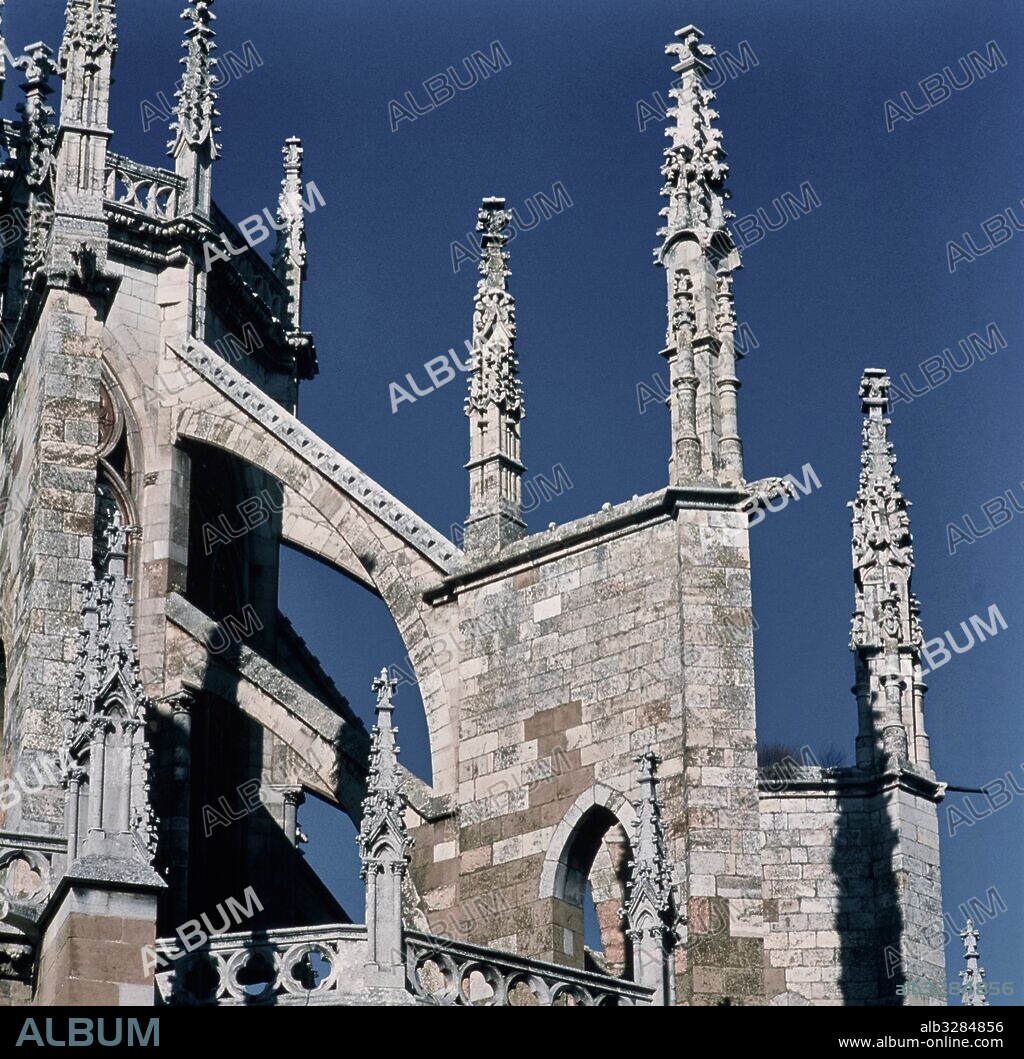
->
[50, 0, 117, 277]
[658, 26, 731, 246]
[0, 42, 57, 320]
[364, 669, 403, 810]
[959, 919, 989, 1006]
[466, 198, 523, 418]
[358, 668, 412, 874]
[463, 197, 526, 558]
[272, 137, 307, 330]
[169, 0, 220, 160]
[655, 26, 743, 487]
[71, 521, 145, 730]
[16, 44, 57, 191]
[358, 668, 413, 985]
[66, 521, 158, 867]
[623, 749, 676, 923]
[848, 370, 930, 771]
[619, 748, 679, 1004]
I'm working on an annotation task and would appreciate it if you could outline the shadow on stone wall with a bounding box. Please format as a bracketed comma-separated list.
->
[833, 773, 902, 1005]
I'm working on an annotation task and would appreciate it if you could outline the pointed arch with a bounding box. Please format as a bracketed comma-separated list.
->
[94, 367, 144, 580]
[539, 786, 637, 974]
[539, 785, 636, 899]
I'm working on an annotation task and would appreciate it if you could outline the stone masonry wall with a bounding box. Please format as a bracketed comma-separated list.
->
[759, 775, 945, 1006]
[0, 293, 100, 837]
[34, 887, 157, 1007]
[760, 781, 869, 1005]
[407, 493, 767, 1005]
[0, 316, 47, 815]
[878, 784, 945, 1005]
[675, 503, 766, 1004]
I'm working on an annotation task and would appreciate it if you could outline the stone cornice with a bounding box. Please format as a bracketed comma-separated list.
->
[37, 856, 166, 937]
[757, 763, 946, 803]
[427, 484, 745, 601]
[0, 831, 67, 856]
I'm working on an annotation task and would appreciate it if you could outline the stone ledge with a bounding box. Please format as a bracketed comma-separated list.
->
[757, 764, 946, 802]
[427, 485, 747, 601]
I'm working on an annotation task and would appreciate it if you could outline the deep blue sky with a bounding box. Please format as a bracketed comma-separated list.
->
[6, 0, 1021, 1000]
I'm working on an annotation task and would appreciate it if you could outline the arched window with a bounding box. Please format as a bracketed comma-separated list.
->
[545, 799, 634, 977]
[94, 378, 138, 575]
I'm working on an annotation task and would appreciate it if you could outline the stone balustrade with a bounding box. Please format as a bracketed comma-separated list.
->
[154, 923, 368, 1006]
[154, 921, 653, 1006]
[105, 155, 184, 221]
[405, 931, 654, 1006]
